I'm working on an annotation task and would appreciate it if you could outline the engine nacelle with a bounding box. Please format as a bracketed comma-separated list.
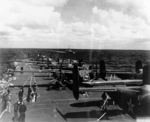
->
[140, 93, 150, 116]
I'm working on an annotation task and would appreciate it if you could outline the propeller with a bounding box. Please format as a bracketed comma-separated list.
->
[99, 60, 106, 79]
[73, 64, 79, 100]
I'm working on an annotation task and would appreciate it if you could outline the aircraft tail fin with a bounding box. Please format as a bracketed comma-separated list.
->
[99, 60, 143, 80]
[99, 60, 106, 80]
[143, 64, 150, 85]
[135, 60, 143, 73]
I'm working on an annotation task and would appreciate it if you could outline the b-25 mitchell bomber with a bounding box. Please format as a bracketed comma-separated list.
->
[72, 63, 150, 120]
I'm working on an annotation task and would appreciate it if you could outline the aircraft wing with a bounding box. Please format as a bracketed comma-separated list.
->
[79, 86, 116, 92]
[106, 71, 136, 75]
[72, 64, 143, 100]
[12, 69, 59, 73]
[79, 86, 140, 96]
[82, 79, 142, 86]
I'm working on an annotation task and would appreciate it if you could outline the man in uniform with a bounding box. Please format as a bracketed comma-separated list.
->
[18, 87, 24, 103]
[12, 102, 20, 122]
[12, 101, 27, 122]
[18, 102, 27, 122]
[26, 87, 32, 103]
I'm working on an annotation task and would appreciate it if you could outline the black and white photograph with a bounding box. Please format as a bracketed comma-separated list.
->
[0, 0, 150, 122]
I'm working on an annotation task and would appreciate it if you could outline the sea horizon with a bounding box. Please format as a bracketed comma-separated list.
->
[0, 47, 150, 51]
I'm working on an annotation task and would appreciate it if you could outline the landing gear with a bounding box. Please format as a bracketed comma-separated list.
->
[97, 92, 109, 121]
[100, 92, 108, 111]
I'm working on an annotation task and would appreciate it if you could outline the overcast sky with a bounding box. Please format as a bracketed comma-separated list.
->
[0, 0, 150, 50]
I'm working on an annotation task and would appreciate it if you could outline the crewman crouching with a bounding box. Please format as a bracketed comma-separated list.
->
[20, 67, 23, 74]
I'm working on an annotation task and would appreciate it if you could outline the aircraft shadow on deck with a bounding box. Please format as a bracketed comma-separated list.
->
[56, 108, 127, 121]
[70, 100, 146, 119]
[69, 100, 139, 119]
[70, 100, 104, 108]
[56, 100, 132, 121]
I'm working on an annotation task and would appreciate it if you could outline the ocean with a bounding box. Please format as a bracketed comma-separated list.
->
[0, 48, 150, 74]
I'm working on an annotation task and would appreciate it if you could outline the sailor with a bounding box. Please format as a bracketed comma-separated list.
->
[50, 72, 60, 90]
[18, 87, 24, 103]
[26, 87, 32, 103]
[31, 90, 37, 103]
[31, 83, 38, 102]
[1, 90, 7, 113]
[6, 89, 11, 113]
[1, 89, 11, 113]
[101, 92, 108, 110]
[20, 67, 23, 74]
[57, 73, 66, 90]
[12, 102, 20, 122]
[58, 72, 66, 90]
[18, 102, 27, 122]
[32, 83, 38, 93]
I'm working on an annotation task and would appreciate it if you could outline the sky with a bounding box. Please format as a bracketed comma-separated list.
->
[0, 0, 150, 50]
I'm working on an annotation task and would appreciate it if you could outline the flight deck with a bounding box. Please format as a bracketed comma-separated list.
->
[0, 61, 142, 122]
